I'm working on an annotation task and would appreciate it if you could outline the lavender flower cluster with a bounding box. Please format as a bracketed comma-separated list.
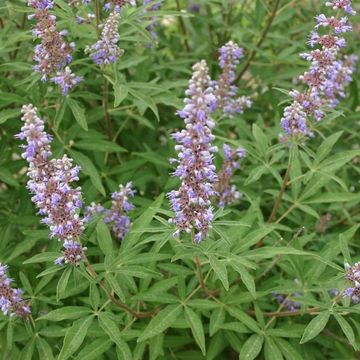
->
[214, 144, 246, 207]
[85, 183, 136, 241]
[280, 0, 357, 136]
[86, 12, 124, 65]
[274, 292, 301, 312]
[27, 0, 82, 95]
[214, 41, 252, 116]
[344, 262, 360, 303]
[168, 60, 218, 243]
[0, 264, 30, 317]
[16, 105, 86, 266]
[168, 41, 252, 242]
[104, 0, 136, 12]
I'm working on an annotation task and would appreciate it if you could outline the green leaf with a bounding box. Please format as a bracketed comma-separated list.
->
[37, 307, 91, 322]
[96, 220, 113, 256]
[75, 338, 112, 360]
[252, 124, 268, 156]
[36, 338, 54, 360]
[67, 98, 88, 131]
[239, 334, 264, 360]
[70, 150, 105, 195]
[229, 261, 256, 298]
[138, 304, 182, 342]
[114, 82, 129, 107]
[300, 311, 330, 344]
[56, 267, 72, 301]
[264, 337, 283, 360]
[209, 306, 225, 336]
[339, 225, 359, 264]
[184, 307, 206, 355]
[58, 316, 94, 360]
[23, 252, 60, 264]
[333, 313, 356, 348]
[303, 192, 360, 204]
[0, 167, 19, 187]
[208, 255, 229, 290]
[149, 334, 164, 360]
[0, 108, 20, 124]
[105, 273, 126, 302]
[129, 88, 159, 121]
[121, 193, 164, 251]
[274, 338, 303, 360]
[227, 307, 261, 334]
[98, 312, 133, 359]
[74, 139, 126, 153]
[316, 131, 343, 162]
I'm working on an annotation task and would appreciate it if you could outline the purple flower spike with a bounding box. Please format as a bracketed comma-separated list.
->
[168, 60, 218, 243]
[86, 12, 124, 65]
[0, 264, 31, 317]
[281, 0, 356, 138]
[214, 41, 252, 116]
[215, 144, 246, 207]
[104, 182, 136, 240]
[27, 0, 80, 95]
[17, 105, 87, 267]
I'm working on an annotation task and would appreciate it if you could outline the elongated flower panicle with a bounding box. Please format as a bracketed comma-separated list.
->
[16, 104, 86, 266]
[104, 0, 136, 12]
[344, 262, 360, 303]
[0, 264, 31, 317]
[86, 12, 124, 65]
[27, 0, 81, 95]
[215, 144, 245, 207]
[104, 182, 135, 240]
[214, 41, 252, 116]
[280, 0, 356, 136]
[168, 60, 218, 243]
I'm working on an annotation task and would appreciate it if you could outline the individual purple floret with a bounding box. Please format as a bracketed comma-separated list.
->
[84, 202, 105, 223]
[188, 3, 200, 13]
[214, 144, 245, 207]
[344, 262, 360, 303]
[51, 67, 83, 96]
[168, 60, 218, 243]
[104, 0, 136, 12]
[27, 0, 80, 95]
[104, 182, 136, 240]
[55, 240, 87, 266]
[214, 41, 252, 116]
[325, 0, 356, 15]
[0, 264, 31, 317]
[16, 105, 87, 266]
[280, 0, 356, 137]
[76, 13, 96, 24]
[86, 12, 124, 65]
[273, 292, 301, 312]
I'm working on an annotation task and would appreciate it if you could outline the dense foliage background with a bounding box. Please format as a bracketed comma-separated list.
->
[0, 0, 360, 359]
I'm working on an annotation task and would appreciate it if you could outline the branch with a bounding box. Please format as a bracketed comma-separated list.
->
[235, 0, 281, 83]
